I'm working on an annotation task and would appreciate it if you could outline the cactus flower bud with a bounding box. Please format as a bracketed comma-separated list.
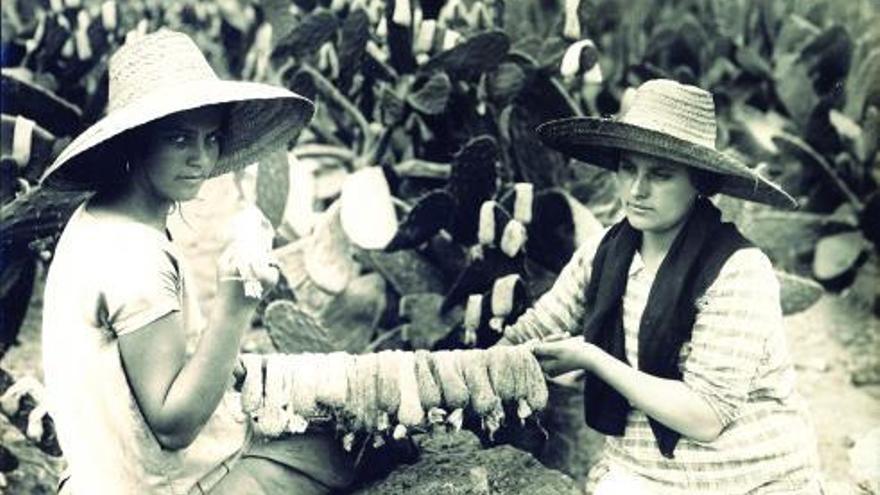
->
[442, 29, 462, 50]
[583, 62, 603, 84]
[500, 220, 527, 257]
[101, 1, 116, 31]
[563, 0, 582, 40]
[392, 423, 408, 439]
[75, 10, 92, 60]
[464, 294, 483, 332]
[61, 38, 75, 58]
[392, 0, 411, 27]
[414, 19, 436, 54]
[342, 432, 356, 451]
[471, 2, 493, 29]
[11, 115, 34, 168]
[491, 274, 520, 317]
[366, 40, 389, 63]
[0, 377, 43, 415]
[317, 42, 339, 80]
[512, 183, 533, 224]
[560, 39, 598, 78]
[437, 0, 461, 26]
[26, 404, 49, 442]
[478, 201, 497, 245]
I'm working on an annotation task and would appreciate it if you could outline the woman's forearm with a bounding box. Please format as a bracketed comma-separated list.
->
[584, 346, 724, 442]
[155, 303, 253, 448]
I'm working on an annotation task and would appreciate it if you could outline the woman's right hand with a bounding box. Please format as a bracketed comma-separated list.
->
[215, 205, 279, 311]
[532, 336, 595, 377]
[216, 245, 279, 311]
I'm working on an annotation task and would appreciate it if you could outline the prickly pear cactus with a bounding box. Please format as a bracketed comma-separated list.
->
[255, 148, 290, 229]
[263, 300, 335, 354]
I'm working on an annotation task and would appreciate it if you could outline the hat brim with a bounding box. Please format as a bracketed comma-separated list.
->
[40, 79, 314, 190]
[536, 117, 797, 209]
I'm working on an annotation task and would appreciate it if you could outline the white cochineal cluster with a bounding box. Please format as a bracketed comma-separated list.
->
[239, 346, 549, 450]
[221, 205, 277, 299]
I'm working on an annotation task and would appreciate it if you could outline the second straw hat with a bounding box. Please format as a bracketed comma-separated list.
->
[537, 79, 796, 208]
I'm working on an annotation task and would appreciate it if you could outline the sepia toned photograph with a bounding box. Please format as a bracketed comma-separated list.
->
[1, 0, 878, 493]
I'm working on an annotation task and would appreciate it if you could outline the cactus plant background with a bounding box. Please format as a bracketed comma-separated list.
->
[1, 0, 879, 493]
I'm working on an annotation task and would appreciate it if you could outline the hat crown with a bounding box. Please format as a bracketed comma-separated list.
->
[107, 30, 218, 113]
[620, 79, 717, 149]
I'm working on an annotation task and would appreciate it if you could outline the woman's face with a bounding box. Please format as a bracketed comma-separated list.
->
[616, 152, 698, 235]
[130, 105, 224, 204]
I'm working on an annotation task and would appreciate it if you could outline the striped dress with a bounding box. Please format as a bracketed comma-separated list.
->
[504, 234, 822, 494]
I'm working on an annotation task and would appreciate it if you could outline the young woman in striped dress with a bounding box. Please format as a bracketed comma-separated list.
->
[503, 79, 823, 494]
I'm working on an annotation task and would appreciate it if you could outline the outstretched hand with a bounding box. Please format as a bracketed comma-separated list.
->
[532, 336, 594, 377]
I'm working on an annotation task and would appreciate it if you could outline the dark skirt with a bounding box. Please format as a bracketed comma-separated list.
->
[200, 431, 355, 495]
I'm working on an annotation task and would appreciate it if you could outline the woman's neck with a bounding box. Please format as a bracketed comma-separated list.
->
[639, 216, 690, 273]
[91, 184, 172, 232]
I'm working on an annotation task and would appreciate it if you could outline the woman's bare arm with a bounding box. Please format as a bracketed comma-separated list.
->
[119, 279, 257, 450]
[534, 337, 723, 442]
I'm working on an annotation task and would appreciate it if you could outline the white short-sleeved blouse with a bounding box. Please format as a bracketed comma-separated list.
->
[42, 204, 247, 494]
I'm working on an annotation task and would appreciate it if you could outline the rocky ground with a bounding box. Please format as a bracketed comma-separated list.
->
[2, 175, 878, 494]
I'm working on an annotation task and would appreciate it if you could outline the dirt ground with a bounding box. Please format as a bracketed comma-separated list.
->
[2, 175, 878, 494]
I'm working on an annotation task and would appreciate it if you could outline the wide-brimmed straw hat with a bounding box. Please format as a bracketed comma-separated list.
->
[536, 79, 796, 209]
[40, 29, 315, 189]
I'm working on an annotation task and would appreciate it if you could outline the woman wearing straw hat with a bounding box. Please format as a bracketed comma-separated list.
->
[40, 30, 353, 494]
[502, 79, 822, 494]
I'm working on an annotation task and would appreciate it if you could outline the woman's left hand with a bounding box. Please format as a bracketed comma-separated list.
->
[532, 336, 594, 377]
